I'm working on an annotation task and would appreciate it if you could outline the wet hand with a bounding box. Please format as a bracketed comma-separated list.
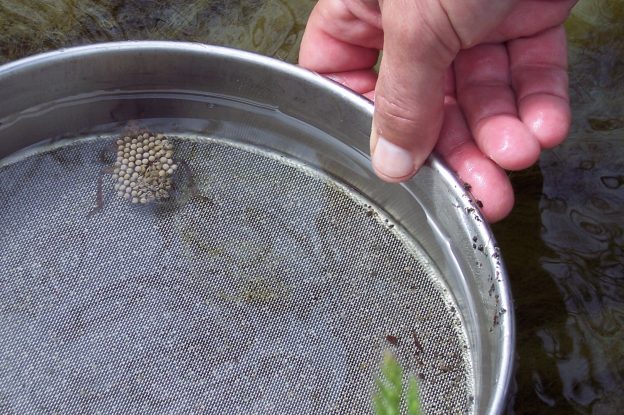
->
[299, 0, 575, 222]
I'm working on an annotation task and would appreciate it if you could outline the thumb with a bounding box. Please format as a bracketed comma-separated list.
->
[370, 0, 514, 182]
[370, 2, 458, 181]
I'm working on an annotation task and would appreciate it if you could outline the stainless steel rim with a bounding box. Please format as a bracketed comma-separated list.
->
[0, 41, 514, 414]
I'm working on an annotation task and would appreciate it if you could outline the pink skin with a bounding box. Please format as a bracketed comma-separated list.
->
[299, 0, 574, 222]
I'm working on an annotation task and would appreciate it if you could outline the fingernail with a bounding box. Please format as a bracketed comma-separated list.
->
[371, 136, 415, 179]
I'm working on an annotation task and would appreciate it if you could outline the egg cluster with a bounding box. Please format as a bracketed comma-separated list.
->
[111, 132, 178, 204]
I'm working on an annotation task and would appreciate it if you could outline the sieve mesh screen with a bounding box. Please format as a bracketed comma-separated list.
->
[0, 135, 472, 414]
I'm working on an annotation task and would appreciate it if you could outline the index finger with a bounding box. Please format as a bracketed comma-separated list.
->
[298, 0, 382, 94]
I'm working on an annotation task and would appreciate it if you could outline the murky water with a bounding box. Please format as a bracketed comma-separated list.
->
[493, 1, 624, 413]
[0, 0, 622, 413]
[0, 0, 314, 64]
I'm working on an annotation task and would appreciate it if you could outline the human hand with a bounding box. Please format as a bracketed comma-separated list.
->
[299, 0, 575, 222]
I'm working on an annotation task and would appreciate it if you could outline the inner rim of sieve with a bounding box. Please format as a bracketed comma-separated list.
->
[0, 133, 473, 414]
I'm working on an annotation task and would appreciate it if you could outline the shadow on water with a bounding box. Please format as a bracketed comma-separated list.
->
[499, 140, 624, 415]
[1, 0, 623, 413]
[496, 0, 624, 413]
[493, 167, 578, 415]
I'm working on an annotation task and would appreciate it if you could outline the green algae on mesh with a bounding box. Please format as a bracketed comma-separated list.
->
[181, 225, 272, 267]
[216, 276, 289, 305]
[180, 228, 224, 257]
[240, 276, 286, 303]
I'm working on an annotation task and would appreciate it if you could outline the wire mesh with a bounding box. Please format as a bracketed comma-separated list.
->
[0, 135, 472, 414]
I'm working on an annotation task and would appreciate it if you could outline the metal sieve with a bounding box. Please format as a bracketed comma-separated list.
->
[0, 42, 514, 415]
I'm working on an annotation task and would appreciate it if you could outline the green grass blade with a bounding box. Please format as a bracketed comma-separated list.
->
[407, 376, 423, 415]
[374, 351, 424, 415]
[374, 351, 403, 415]
[382, 351, 403, 391]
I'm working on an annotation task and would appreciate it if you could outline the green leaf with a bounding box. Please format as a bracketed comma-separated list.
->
[374, 351, 424, 415]
[382, 351, 402, 390]
[373, 393, 388, 415]
[407, 377, 423, 415]
[374, 351, 403, 415]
